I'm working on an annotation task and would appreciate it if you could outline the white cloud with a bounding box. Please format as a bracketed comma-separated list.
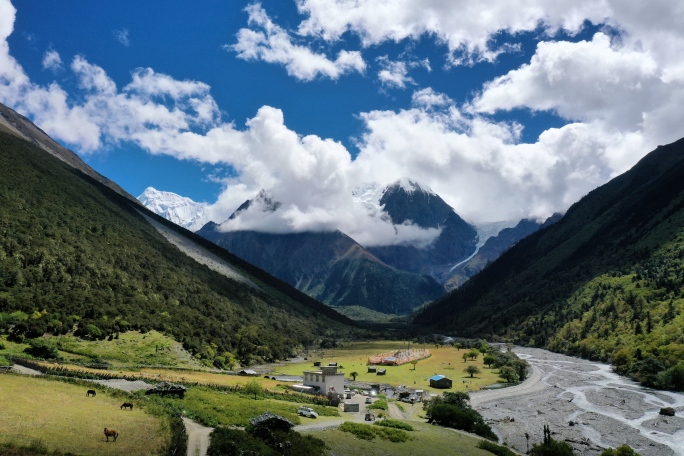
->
[42, 49, 62, 72]
[471, 33, 662, 131]
[296, 0, 612, 64]
[229, 3, 366, 81]
[113, 28, 130, 47]
[376, 56, 413, 89]
[3, 0, 684, 249]
[412, 88, 452, 108]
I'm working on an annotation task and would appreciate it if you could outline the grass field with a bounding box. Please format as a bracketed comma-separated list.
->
[0, 332, 203, 368]
[275, 341, 502, 393]
[0, 374, 170, 456]
[303, 421, 496, 456]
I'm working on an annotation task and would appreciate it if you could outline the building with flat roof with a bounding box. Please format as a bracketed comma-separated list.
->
[301, 365, 345, 395]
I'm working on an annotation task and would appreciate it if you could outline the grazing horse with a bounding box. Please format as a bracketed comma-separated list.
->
[104, 428, 118, 442]
[86, 389, 96, 397]
[120, 402, 133, 410]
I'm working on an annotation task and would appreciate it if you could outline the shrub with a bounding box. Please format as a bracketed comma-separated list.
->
[428, 403, 496, 440]
[0, 356, 11, 366]
[600, 444, 641, 456]
[208, 427, 326, 456]
[477, 440, 518, 456]
[339, 422, 409, 443]
[367, 398, 388, 410]
[25, 339, 60, 359]
[375, 419, 413, 431]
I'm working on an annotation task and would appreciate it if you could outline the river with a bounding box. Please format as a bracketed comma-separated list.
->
[470, 347, 684, 456]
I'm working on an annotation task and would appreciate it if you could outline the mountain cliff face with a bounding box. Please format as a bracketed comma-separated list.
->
[0, 102, 354, 366]
[413, 138, 684, 389]
[138, 187, 211, 232]
[197, 223, 444, 315]
[444, 215, 561, 290]
[367, 179, 478, 280]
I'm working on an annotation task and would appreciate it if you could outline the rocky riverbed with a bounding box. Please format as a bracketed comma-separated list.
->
[470, 347, 684, 456]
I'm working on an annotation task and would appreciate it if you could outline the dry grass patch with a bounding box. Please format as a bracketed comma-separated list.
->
[0, 374, 169, 455]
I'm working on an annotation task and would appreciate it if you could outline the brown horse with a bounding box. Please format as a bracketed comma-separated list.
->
[104, 428, 118, 442]
[86, 389, 96, 397]
[120, 402, 133, 410]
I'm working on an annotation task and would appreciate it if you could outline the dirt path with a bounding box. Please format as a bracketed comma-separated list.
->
[387, 402, 410, 420]
[294, 419, 344, 432]
[182, 417, 213, 456]
[10, 364, 43, 376]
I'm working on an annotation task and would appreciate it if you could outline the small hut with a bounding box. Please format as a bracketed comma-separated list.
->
[367, 366, 377, 373]
[238, 369, 258, 376]
[377, 369, 387, 376]
[429, 375, 452, 389]
[249, 412, 295, 432]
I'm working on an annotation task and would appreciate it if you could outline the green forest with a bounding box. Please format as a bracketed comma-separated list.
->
[0, 131, 355, 367]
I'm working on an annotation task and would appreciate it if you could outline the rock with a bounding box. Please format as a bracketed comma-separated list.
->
[659, 407, 675, 416]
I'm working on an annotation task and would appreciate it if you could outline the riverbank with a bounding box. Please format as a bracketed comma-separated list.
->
[472, 347, 684, 456]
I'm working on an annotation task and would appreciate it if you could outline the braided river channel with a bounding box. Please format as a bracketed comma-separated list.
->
[469, 347, 684, 455]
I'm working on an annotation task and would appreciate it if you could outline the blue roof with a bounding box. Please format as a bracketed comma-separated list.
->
[429, 375, 446, 381]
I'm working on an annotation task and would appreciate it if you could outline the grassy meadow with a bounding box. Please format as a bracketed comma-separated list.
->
[275, 341, 502, 393]
[303, 421, 497, 456]
[0, 374, 170, 456]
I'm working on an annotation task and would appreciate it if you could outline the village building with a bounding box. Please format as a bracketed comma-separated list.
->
[429, 374, 453, 389]
[293, 365, 345, 396]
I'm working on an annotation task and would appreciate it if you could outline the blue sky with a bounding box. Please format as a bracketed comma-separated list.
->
[2, 0, 684, 244]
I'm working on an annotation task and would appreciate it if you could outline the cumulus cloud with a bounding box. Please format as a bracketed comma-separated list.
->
[229, 3, 366, 81]
[42, 49, 62, 72]
[471, 33, 662, 131]
[3, 0, 684, 248]
[296, 0, 612, 64]
[113, 28, 130, 47]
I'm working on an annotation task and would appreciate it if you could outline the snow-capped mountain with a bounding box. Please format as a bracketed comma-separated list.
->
[138, 187, 212, 232]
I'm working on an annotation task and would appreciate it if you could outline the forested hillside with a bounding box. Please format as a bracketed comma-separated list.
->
[0, 130, 355, 367]
[414, 138, 684, 390]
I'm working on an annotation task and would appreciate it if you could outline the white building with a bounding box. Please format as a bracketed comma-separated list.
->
[302, 365, 345, 395]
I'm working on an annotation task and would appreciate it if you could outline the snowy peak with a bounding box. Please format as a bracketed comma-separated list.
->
[227, 189, 281, 221]
[387, 177, 435, 196]
[138, 187, 211, 232]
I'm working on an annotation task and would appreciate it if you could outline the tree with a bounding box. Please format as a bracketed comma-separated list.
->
[499, 366, 519, 383]
[506, 342, 514, 352]
[350, 371, 359, 381]
[454, 343, 462, 351]
[464, 365, 481, 378]
[529, 425, 573, 456]
[468, 348, 480, 361]
[600, 444, 641, 456]
[244, 380, 262, 400]
[411, 360, 419, 370]
[462, 352, 469, 363]
[483, 355, 496, 368]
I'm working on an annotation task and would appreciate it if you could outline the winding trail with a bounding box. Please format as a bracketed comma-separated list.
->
[182, 417, 213, 456]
